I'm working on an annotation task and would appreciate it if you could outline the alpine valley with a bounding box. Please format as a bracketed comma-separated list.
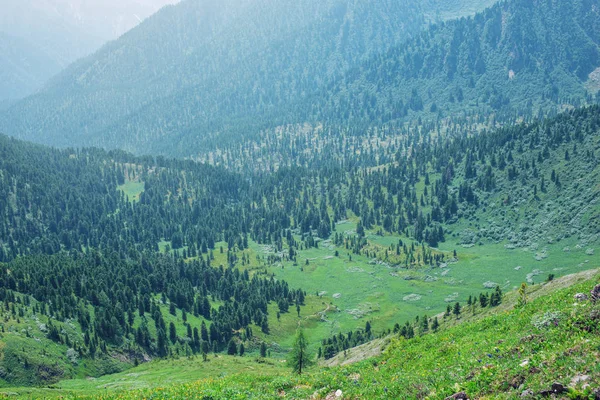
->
[0, 0, 599, 399]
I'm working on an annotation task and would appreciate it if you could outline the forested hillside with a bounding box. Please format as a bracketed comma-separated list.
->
[309, 0, 600, 129]
[1, 0, 599, 394]
[4, 106, 598, 262]
[0, 105, 599, 388]
[0, 0, 435, 154]
[1, 0, 598, 159]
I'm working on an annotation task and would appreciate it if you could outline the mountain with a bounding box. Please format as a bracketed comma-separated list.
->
[0, 0, 500, 155]
[310, 0, 600, 128]
[0, 0, 178, 101]
[0, 33, 63, 101]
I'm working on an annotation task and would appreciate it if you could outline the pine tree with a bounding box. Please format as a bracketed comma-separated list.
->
[287, 328, 312, 375]
[479, 293, 488, 308]
[260, 342, 267, 358]
[431, 317, 439, 331]
[227, 339, 237, 356]
[517, 283, 528, 308]
[453, 302, 461, 319]
[169, 322, 177, 344]
[421, 315, 429, 333]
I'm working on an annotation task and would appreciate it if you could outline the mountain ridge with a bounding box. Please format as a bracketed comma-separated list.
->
[0, 0, 510, 156]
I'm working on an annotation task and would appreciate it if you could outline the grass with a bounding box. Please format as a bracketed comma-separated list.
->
[17, 268, 597, 399]
[156, 218, 599, 356]
[0, 356, 285, 399]
[0, 299, 130, 389]
[59, 355, 283, 392]
[117, 181, 144, 203]
[240, 221, 600, 345]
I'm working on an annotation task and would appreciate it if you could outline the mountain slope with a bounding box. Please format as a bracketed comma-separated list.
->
[0, 33, 63, 101]
[0, 103, 599, 391]
[0, 0, 178, 101]
[0, 0, 499, 156]
[11, 269, 598, 399]
[308, 0, 600, 130]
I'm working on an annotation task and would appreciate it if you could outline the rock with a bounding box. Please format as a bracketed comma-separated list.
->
[511, 375, 526, 388]
[539, 382, 566, 396]
[403, 294, 422, 302]
[521, 389, 534, 398]
[574, 293, 588, 301]
[445, 393, 469, 400]
[591, 284, 600, 302]
[335, 389, 343, 397]
[571, 374, 590, 386]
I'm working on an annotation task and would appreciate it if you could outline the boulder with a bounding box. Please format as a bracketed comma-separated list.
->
[574, 293, 588, 301]
[520, 389, 534, 398]
[591, 284, 600, 302]
[539, 382, 566, 396]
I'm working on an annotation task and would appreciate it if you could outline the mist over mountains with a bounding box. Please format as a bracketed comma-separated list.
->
[0, 0, 178, 101]
[1, 0, 598, 159]
[0, 0, 504, 153]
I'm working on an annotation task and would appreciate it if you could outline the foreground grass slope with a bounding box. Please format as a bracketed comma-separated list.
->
[6, 269, 595, 399]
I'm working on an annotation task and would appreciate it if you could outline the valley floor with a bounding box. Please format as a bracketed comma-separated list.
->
[2, 269, 598, 399]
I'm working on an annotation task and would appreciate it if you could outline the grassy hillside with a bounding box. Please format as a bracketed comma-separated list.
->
[3, 269, 596, 399]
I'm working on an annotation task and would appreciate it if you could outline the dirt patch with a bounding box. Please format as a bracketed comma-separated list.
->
[320, 338, 388, 367]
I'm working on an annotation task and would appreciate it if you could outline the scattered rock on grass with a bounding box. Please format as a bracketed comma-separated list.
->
[570, 374, 590, 386]
[526, 269, 543, 284]
[445, 392, 469, 400]
[483, 281, 498, 289]
[574, 293, 588, 301]
[403, 294, 422, 302]
[520, 389, 534, 398]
